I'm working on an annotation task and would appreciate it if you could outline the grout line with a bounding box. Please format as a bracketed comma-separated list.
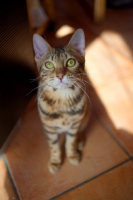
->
[50, 158, 133, 199]
[94, 115, 132, 158]
[1, 154, 21, 200]
[1, 118, 22, 154]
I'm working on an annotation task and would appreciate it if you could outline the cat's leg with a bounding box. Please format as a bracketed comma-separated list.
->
[66, 130, 81, 165]
[77, 131, 84, 151]
[46, 132, 61, 174]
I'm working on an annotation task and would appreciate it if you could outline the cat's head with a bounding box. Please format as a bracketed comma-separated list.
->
[33, 29, 85, 90]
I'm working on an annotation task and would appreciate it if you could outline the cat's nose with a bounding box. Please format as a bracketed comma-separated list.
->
[56, 73, 64, 80]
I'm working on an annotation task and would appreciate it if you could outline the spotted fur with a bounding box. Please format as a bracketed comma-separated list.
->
[33, 29, 90, 173]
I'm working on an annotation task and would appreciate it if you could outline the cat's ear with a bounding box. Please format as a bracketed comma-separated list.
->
[67, 29, 85, 56]
[33, 34, 51, 63]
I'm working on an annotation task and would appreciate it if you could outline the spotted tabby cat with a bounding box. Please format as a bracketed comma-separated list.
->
[33, 29, 90, 173]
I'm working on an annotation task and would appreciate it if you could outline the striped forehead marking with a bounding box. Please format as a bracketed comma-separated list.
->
[55, 47, 65, 55]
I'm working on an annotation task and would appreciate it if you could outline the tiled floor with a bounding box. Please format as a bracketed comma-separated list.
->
[0, 156, 17, 200]
[0, 0, 133, 199]
[57, 161, 133, 200]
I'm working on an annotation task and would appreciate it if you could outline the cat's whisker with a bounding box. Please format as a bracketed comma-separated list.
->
[74, 73, 87, 76]
[84, 73, 97, 77]
[73, 77, 88, 90]
[29, 77, 40, 83]
[25, 82, 45, 97]
[70, 73, 87, 80]
[82, 79, 92, 86]
[70, 74, 92, 88]
[25, 86, 40, 97]
[76, 77, 92, 87]
[74, 82, 92, 109]
[75, 72, 100, 78]
[30, 76, 40, 81]
[78, 83, 87, 94]
[75, 78, 87, 91]
[77, 80, 86, 91]
[35, 84, 49, 101]
[75, 80, 92, 95]
[70, 79, 86, 92]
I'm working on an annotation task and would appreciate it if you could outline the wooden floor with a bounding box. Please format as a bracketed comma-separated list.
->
[0, 0, 133, 199]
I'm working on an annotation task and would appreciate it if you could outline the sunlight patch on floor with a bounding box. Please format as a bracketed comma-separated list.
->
[85, 38, 103, 87]
[55, 25, 75, 38]
[100, 30, 131, 59]
[85, 31, 133, 133]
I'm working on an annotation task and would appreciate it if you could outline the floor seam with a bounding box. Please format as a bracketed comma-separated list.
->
[50, 158, 132, 199]
[1, 154, 21, 200]
[93, 114, 131, 158]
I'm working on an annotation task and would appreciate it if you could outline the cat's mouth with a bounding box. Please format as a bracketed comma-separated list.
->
[53, 81, 72, 90]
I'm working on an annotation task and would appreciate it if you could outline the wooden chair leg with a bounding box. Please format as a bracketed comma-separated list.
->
[94, 0, 106, 22]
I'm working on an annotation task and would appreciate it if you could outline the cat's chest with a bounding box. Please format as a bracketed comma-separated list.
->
[52, 114, 78, 133]
[38, 93, 85, 114]
[39, 86, 83, 109]
[38, 92, 85, 131]
[39, 109, 84, 134]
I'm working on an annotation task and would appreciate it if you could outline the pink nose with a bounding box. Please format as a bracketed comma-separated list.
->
[56, 73, 64, 80]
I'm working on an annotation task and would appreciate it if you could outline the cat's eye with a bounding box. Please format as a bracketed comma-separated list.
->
[67, 59, 75, 67]
[45, 62, 54, 69]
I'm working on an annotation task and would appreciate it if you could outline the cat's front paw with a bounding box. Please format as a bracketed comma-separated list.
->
[68, 153, 80, 166]
[48, 162, 61, 174]
[78, 140, 84, 151]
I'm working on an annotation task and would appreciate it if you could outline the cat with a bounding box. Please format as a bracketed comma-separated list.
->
[33, 29, 91, 174]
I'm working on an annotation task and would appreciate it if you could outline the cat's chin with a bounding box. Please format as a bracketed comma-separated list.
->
[53, 82, 71, 90]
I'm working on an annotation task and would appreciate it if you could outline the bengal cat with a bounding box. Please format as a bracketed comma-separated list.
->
[33, 29, 91, 173]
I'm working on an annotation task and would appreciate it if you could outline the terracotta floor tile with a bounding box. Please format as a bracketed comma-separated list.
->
[85, 37, 133, 88]
[100, 30, 133, 60]
[57, 160, 133, 200]
[4, 105, 129, 199]
[90, 75, 133, 155]
[0, 156, 17, 200]
[54, 0, 133, 61]
[83, 8, 133, 60]
[1, 0, 132, 199]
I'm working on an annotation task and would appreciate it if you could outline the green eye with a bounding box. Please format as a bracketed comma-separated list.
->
[67, 59, 75, 67]
[45, 62, 54, 69]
